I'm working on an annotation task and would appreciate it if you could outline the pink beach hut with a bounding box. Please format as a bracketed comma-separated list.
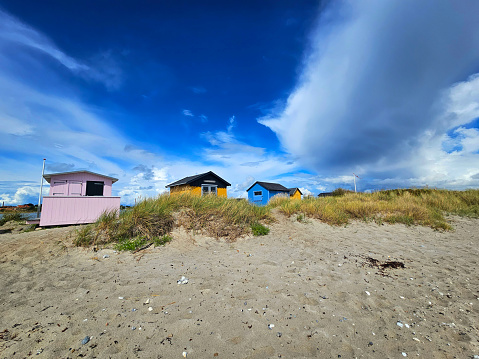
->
[33, 171, 121, 226]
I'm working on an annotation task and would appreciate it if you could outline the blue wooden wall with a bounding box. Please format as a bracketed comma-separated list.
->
[247, 183, 289, 206]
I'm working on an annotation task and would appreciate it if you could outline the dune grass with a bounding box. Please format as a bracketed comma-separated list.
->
[74, 189, 479, 248]
[268, 188, 479, 230]
[74, 193, 271, 247]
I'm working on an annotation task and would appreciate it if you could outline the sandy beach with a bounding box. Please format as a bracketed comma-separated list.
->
[1, 215, 478, 358]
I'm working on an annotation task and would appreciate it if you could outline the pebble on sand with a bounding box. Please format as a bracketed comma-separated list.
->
[177, 276, 189, 284]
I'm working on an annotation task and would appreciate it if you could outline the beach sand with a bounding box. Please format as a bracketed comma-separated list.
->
[1, 215, 478, 358]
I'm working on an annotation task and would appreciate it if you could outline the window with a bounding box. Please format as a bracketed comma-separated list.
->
[68, 181, 82, 196]
[86, 181, 104, 196]
[253, 191, 262, 196]
[202, 185, 217, 196]
[52, 180, 67, 195]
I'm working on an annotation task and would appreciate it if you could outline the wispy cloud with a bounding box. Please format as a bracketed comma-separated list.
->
[46, 162, 75, 173]
[0, 8, 160, 204]
[0, 9, 122, 89]
[189, 86, 207, 94]
[259, 1, 479, 188]
[227, 115, 236, 132]
[0, 9, 88, 72]
[197, 116, 303, 197]
[182, 109, 194, 117]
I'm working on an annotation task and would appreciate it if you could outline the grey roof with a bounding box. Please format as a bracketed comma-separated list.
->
[165, 171, 231, 188]
[43, 170, 118, 183]
[288, 188, 302, 196]
[246, 181, 289, 192]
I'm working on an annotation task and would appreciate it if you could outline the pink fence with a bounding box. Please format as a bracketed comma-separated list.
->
[40, 196, 121, 226]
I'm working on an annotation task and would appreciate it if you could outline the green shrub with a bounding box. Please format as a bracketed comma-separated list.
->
[0, 212, 25, 226]
[154, 234, 173, 247]
[251, 222, 270, 236]
[114, 237, 148, 251]
[22, 224, 37, 232]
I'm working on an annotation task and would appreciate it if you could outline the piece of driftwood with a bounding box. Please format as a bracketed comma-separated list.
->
[133, 242, 153, 253]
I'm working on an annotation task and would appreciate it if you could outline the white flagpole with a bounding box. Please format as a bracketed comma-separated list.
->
[353, 173, 360, 193]
[37, 158, 46, 218]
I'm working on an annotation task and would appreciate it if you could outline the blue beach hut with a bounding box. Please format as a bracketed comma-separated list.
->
[246, 181, 290, 205]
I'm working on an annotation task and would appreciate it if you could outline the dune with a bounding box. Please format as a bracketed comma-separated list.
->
[1, 215, 478, 358]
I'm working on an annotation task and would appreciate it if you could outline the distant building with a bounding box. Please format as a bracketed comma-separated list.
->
[18, 203, 34, 208]
[165, 171, 230, 197]
[29, 170, 121, 226]
[246, 181, 290, 206]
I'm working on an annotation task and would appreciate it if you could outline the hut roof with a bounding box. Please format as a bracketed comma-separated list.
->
[246, 181, 289, 192]
[165, 171, 231, 188]
[43, 170, 118, 183]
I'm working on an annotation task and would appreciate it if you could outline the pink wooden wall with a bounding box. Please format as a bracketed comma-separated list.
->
[48, 172, 113, 196]
[40, 196, 120, 226]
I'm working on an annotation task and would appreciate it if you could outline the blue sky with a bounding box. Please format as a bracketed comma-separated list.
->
[1, 0, 479, 205]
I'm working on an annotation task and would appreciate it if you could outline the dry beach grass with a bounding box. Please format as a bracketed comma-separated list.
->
[1, 202, 479, 358]
[75, 189, 479, 251]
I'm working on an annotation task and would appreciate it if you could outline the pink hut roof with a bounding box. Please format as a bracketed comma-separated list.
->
[43, 170, 119, 183]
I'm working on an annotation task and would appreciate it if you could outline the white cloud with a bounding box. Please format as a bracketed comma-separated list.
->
[0, 185, 39, 205]
[299, 188, 315, 197]
[440, 74, 479, 129]
[259, 1, 479, 189]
